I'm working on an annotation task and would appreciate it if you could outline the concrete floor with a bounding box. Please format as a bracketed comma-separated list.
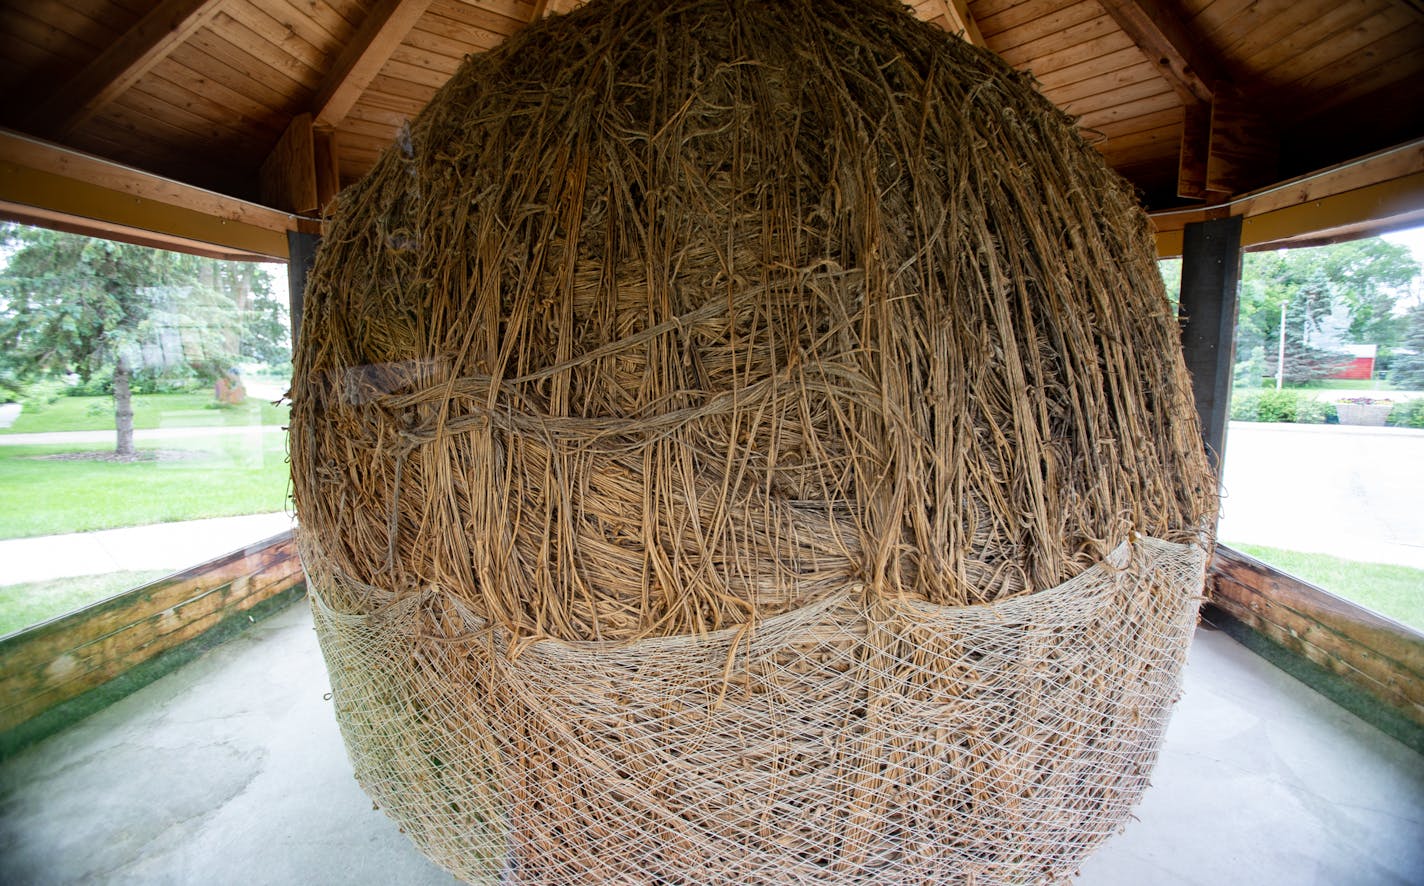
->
[1, 601, 1421, 886]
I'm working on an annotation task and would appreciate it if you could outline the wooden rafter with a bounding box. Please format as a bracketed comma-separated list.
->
[311, 0, 435, 130]
[25, 0, 225, 140]
[934, 0, 987, 48]
[1097, 0, 1221, 104]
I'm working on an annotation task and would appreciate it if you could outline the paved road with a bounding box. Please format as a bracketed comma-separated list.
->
[1218, 421, 1424, 569]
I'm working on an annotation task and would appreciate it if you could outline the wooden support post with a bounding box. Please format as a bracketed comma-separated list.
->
[1178, 215, 1242, 471]
[287, 230, 321, 350]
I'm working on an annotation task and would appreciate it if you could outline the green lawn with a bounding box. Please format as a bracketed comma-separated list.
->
[0, 435, 291, 539]
[0, 570, 172, 638]
[1227, 543, 1424, 632]
[2, 392, 289, 434]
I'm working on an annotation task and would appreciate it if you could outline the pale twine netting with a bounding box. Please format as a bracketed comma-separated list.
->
[290, 0, 1218, 881]
[307, 536, 1205, 884]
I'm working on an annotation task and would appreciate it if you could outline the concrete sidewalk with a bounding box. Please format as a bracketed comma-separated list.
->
[0, 425, 286, 446]
[0, 512, 295, 586]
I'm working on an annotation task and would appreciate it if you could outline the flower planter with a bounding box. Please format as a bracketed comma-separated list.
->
[1335, 403, 1392, 426]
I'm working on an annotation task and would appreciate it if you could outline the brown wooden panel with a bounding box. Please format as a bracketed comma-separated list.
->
[1209, 545, 1424, 729]
[1074, 89, 1178, 130]
[1, 0, 124, 53]
[1213, 0, 1349, 61]
[409, 15, 504, 57]
[222, 0, 331, 77]
[346, 101, 417, 129]
[1271, 27, 1424, 106]
[375, 56, 456, 89]
[1019, 31, 1138, 79]
[168, 40, 300, 113]
[188, 20, 312, 96]
[986, 0, 1100, 52]
[0, 535, 298, 674]
[0, 538, 303, 732]
[1238, 1, 1380, 79]
[1257, 5, 1415, 88]
[269, 0, 360, 44]
[362, 72, 442, 104]
[1042, 59, 1160, 105]
[1032, 46, 1146, 91]
[1188, 0, 1298, 48]
[118, 77, 275, 150]
[429, 0, 529, 37]
[141, 59, 287, 135]
[974, 0, 1068, 39]
[388, 42, 463, 78]
[1058, 72, 1170, 116]
[997, 14, 1121, 67]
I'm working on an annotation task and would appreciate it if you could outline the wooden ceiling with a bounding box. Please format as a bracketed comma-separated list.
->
[0, 0, 1422, 218]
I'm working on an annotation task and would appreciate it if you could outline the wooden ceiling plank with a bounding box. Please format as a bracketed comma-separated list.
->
[428, 0, 528, 36]
[1210, 0, 1344, 61]
[417, 10, 506, 48]
[998, 15, 1119, 67]
[1089, 106, 1183, 139]
[1096, 0, 1226, 103]
[169, 39, 302, 112]
[311, 0, 436, 129]
[984, 0, 1099, 52]
[374, 56, 457, 90]
[365, 72, 443, 103]
[1187, 0, 1296, 48]
[1054, 65, 1168, 110]
[1237, 2, 1375, 78]
[142, 61, 288, 138]
[409, 17, 502, 56]
[1073, 88, 1179, 129]
[3, 0, 124, 54]
[1017, 30, 1137, 78]
[223, 2, 330, 75]
[26, 0, 226, 139]
[205, 13, 322, 88]
[975, 0, 1071, 37]
[1259, 8, 1419, 92]
[389, 41, 464, 75]
[270, 0, 360, 45]
[1031, 45, 1145, 90]
[1276, 37, 1424, 117]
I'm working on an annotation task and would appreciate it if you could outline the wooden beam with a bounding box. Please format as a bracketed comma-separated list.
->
[311, 0, 435, 129]
[1098, 0, 1219, 104]
[1153, 140, 1424, 256]
[1177, 100, 1212, 199]
[0, 533, 304, 750]
[1178, 215, 1241, 472]
[260, 114, 319, 214]
[26, 0, 225, 139]
[1209, 546, 1424, 737]
[934, 0, 988, 48]
[0, 128, 305, 260]
[1205, 90, 1278, 195]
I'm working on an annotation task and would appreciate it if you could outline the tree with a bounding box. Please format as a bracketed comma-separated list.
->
[1236, 238, 1419, 385]
[0, 224, 289, 457]
[1392, 304, 1424, 389]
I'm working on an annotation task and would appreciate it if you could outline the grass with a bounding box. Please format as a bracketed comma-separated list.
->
[2, 393, 289, 434]
[1227, 543, 1424, 632]
[0, 570, 171, 638]
[0, 434, 291, 539]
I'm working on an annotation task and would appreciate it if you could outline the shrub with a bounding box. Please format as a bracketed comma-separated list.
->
[1229, 389, 1335, 423]
[1388, 399, 1424, 429]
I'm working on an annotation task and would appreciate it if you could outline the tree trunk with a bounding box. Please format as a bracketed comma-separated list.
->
[114, 353, 136, 459]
